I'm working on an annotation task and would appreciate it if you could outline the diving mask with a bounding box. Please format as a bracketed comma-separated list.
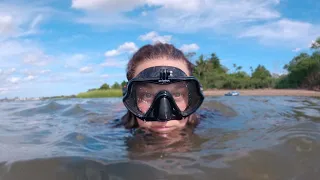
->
[123, 66, 204, 122]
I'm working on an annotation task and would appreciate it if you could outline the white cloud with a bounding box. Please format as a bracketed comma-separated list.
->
[29, 14, 43, 30]
[7, 77, 20, 84]
[146, 0, 201, 12]
[40, 75, 66, 83]
[21, 69, 35, 76]
[19, 14, 44, 36]
[64, 53, 87, 68]
[118, 42, 138, 53]
[40, 69, 51, 74]
[71, 0, 280, 33]
[100, 74, 109, 78]
[0, 85, 19, 95]
[72, 0, 200, 13]
[100, 73, 124, 78]
[71, 0, 142, 12]
[0, 87, 9, 94]
[0, 68, 16, 78]
[56, 34, 89, 44]
[0, 1, 55, 39]
[75, 14, 136, 27]
[151, 0, 280, 33]
[7, 68, 16, 74]
[71, 0, 139, 26]
[0, 68, 18, 90]
[0, 40, 33, 57]
[240, 19, 312, 39]
[23, 50, 52, 66]
[21, 69, 51, 77]
[79, 66, 93, 73]
[239, 19, 320, 48]
[180, 43, 199, 53]
[139, 31, 172, 43]
[101, 59, 127, 68]
[105, 50, 119, 57]
[0, 15, 15, 36]
[24, 75, 36, 81]
[0, 40, 53, 69]
[105, 42, 138, 57]
[310, 40, 320, 48]
[292, 48, 301, 52]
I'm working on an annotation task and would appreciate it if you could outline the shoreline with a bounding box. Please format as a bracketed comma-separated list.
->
[203, 89, 320, 97]
[1, 89, 320, 102]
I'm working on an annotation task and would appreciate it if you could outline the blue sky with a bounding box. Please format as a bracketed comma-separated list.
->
[0, 0, 319, 98]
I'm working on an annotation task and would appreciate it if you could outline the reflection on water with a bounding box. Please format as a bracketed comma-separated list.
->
[1, 96, 320, 179]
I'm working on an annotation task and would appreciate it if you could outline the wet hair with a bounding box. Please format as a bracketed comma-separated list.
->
[126, 42, 194, 80]
[117, 42, 200, 129]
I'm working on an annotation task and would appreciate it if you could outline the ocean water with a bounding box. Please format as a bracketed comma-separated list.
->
[0, 96, 320, 180]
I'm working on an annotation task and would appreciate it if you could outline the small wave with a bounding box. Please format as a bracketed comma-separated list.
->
[60, 104, 90, 117]
[54, 132, 107, 152]
[256, 122, 320, 155]
[0, 157, 205, 180]
[277, 122, 320, 141]
[13, 101, 68, 117]
[292, 109, 320, 122]
[200, 101, 238, 118]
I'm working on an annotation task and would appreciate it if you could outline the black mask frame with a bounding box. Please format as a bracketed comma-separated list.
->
[122, 66, 204, 122]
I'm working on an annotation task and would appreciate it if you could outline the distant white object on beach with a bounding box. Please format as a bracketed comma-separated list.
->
[225, 91, 240, 96]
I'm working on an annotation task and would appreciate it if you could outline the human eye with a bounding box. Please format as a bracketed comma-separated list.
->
[138, 90, 154, 101]
[172, 91, 186, 102]
[172, 92, 182, 98]
[173, 87, 188, 97]
[137, 92, 154, 105]
[143, 92, 153, 99]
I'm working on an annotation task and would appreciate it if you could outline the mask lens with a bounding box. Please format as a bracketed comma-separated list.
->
[134, 81, 189, 113]
[123, 78, 204, 121]
[122, 66, 204, 121]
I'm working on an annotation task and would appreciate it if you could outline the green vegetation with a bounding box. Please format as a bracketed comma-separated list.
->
[192, 37, 320, 91]
[275, 38, 320, 90]
[77, 37, 320, 98]
[192, 53, 276, 90]
[77, 89, 123, 98]
[76, 80, 126, 98]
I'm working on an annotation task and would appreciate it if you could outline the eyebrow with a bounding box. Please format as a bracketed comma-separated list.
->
[137, 82, 187, 91]
[136, 83, 155, 91]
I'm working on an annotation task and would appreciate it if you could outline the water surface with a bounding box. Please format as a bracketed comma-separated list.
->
[1, 96, 320, 180]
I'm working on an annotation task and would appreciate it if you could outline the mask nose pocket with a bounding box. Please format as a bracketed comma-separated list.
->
[145, 91, 183, 121]
[155, 97, 172, 121]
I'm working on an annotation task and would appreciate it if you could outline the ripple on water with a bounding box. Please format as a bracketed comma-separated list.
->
[1, 96, 320, 179]
[296, 108, 320, 118]
[60, 104, 90, 117]
[12, 101, 68, 117]
[51, 133, 104, 157]
[0, 157, 211, 180]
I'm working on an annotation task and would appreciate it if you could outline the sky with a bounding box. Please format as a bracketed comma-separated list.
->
[0, 0, 320, 98]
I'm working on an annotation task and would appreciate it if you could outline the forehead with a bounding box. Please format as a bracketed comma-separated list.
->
[133, 58, 190, 78]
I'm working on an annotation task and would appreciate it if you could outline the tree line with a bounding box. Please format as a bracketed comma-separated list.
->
[190, 37, 320, 91]
[91, 37, 320, 92]
[87, 81, 127, 92]
[275, 39, 320, 90]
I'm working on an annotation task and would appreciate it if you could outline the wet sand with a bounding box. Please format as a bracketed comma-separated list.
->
[203, 89, 320, 97]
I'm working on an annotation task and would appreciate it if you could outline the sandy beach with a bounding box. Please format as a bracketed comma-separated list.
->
[203, 89, 320, 97]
